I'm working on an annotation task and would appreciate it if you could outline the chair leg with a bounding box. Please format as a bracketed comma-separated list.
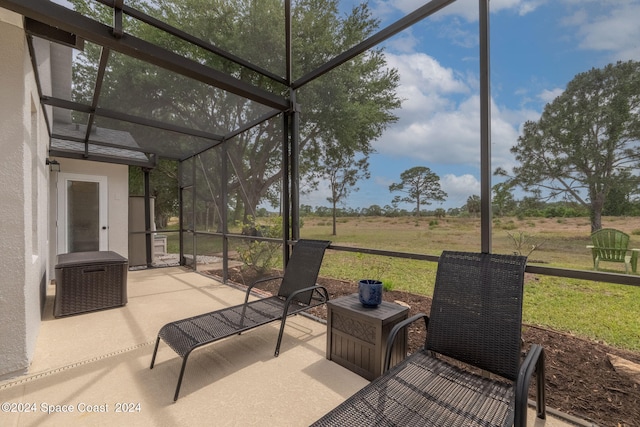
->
[174, 354, 190, 402]
[150, 336, 161, 369]
[536, 347, 546, 420]
[274, 317, 289, 357]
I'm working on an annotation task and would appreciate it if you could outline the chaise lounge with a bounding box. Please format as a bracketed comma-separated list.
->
[312, 251, 546, 427]
[150, 239, 331, 401]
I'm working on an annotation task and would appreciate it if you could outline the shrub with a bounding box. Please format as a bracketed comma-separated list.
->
[238, 216, 283, 274]
[507, 230, 545, 256]
[382, 280, 395, 292]
[501, 221, 517, 230]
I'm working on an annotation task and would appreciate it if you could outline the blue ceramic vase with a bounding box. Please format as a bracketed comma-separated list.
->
[358, 279, 383, 308]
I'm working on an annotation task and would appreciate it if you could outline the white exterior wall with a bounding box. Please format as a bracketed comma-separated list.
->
[0, 10, 50, 379]
[48, 158, 130, 275]
[0, 9, 131, 380]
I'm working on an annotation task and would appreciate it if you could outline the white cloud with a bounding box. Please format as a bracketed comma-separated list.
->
[376, 99, 480, 165]
[562, 2, 640, 61]
[386, 53, 469, 94]
[375, 88, 529, 174]
[560, 9, 588, 27]
[440, 173, 481, 206]
[517, 2, 541, 15]
[363, 57, 466, 171]
[385, 30, 420, 53]
[385, 0, 546, 21]
[538, 87, 564, 104]
[374, 175, 395, 188]
[300, 179, 331, 208]
[370, 51, 541, 175]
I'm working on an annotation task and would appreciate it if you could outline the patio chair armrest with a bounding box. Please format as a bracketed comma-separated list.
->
[383, 313, 430, 373]
[284, 284, 329, 305]
[278, 285, 329, 319]
[590, 246, 634, 252]
[244, 276, 284, 303]
[515, 343, 546, 427]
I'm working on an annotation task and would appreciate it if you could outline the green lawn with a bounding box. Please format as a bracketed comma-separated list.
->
[301, 215, 640, 351]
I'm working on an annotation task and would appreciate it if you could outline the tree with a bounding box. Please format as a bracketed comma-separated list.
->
[300, 204, 313, 216]
[466, 195, 481, 217]
[603, 170, 640, 216]
[70, 0, 400, 226]
[129, 161, 179, 228]
[320, 148, 370, 235]
[362, 204, 383, 216]
[492, 182, 516, 217]
[516, 196, 545, 217]
[499, 61, 640, 232]
[389, 167, 447, 216]
[447, 207, 461, 217]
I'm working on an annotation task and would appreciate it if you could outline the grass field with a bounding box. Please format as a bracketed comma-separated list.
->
[298, 215, 640, 351]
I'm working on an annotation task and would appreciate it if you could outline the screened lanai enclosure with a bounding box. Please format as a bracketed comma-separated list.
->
[4, 0, 639, 287]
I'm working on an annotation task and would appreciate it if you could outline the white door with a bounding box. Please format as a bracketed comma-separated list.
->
[57, 173, 108, 254]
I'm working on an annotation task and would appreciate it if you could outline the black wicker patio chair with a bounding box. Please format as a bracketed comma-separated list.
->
[150, 239, 331, 401]
[312, 251, 545, 427]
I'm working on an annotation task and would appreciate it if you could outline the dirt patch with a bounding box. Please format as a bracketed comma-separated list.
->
[205, 267, 640, 427]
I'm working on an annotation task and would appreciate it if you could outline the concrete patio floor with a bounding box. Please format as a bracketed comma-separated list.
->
[1, 267, 580, 426]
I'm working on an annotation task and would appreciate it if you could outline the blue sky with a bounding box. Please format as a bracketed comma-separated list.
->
[301, 0, 640, 211]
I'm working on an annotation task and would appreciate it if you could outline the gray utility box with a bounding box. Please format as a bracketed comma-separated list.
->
[54, 251, 128, 318]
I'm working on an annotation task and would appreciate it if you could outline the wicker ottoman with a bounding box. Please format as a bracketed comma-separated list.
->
[54, 251, 128, 317]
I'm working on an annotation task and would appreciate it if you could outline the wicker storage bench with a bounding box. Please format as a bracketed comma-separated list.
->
[54, 251, 128, 317]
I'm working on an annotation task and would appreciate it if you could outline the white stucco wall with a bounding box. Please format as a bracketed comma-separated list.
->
[0, 10, 49, 379]
[0, 7, 131, 380]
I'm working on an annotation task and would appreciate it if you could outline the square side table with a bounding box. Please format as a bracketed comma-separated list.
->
[326, 294, 409, 380]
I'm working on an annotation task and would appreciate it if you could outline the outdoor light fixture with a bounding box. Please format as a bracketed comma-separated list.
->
[46, 158, 61, 172]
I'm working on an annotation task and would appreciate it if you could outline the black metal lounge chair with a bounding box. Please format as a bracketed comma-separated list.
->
[150, 239, 331, 401]
[313, 251, 546, 427]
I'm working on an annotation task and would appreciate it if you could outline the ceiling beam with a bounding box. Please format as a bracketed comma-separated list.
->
[293, 0, 457, 89]
[92, 0, 287, 86]
[40, 96, 225, 142]
[49, 147, 158, 167]
[0, 0, 289, 110]
[184, 108, 283, 161]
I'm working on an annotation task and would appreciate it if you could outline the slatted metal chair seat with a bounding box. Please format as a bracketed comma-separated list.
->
[157, 296, 310, 358]
[313, 251, 546, 427]
[314, 351, 518, 426]
[150, 239, 331, 401]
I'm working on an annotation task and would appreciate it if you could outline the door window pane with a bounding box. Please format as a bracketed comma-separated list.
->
[67, 181, 100, 252]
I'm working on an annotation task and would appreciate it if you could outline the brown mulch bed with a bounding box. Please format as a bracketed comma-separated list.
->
[206, 267, 640, 427]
